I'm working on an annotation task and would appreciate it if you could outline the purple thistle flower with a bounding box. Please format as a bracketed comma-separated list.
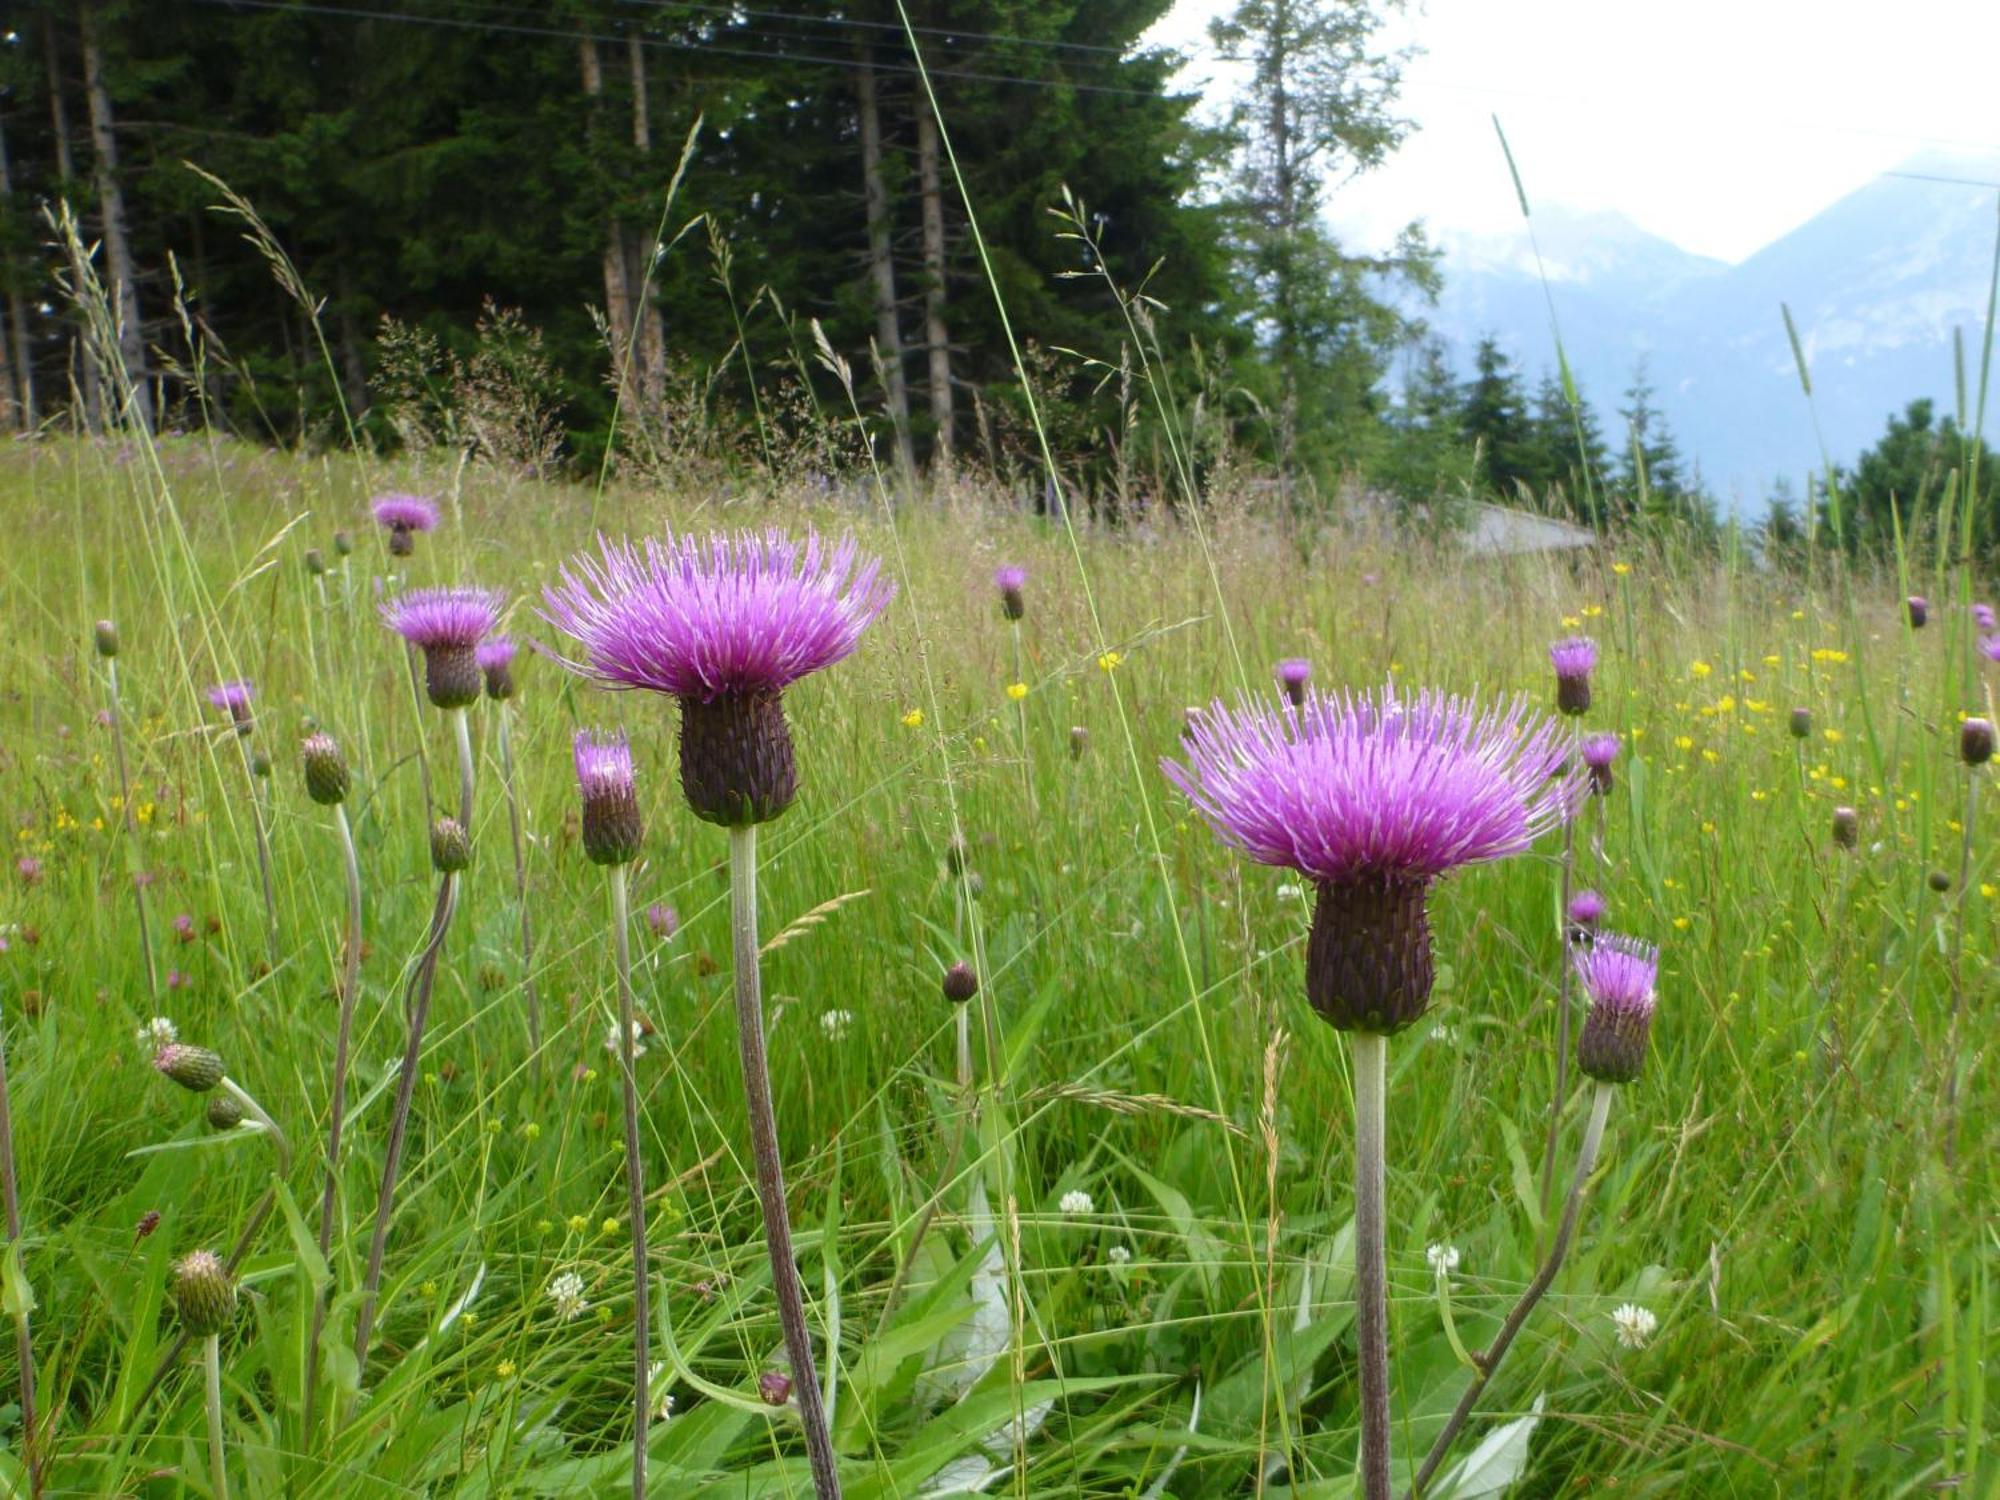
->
[1574, 934, 1659, 1084]
[575, 730, 643, 866]
[16, 856, 42, 885]
[994, 564, 1027, 621]
[1907, 595, 1929, 629]
[1165, 685, 1582, 1033]
[543, 530, 894, 825]
[372, 493, 439, 555]
[1549, 637, 1597, 716]
[1568, 888, 1607, 930]
[205, 680, 254, 730]
[645, 902, 680, 940]
[381, 586, 503, 708]
[477, 636, 520, 700]
[1976, 603, 1996, 633]
[1581, 731, 1621, 794]
[1275, 658, 1312, 706]
[1981, 635, 2000, 664]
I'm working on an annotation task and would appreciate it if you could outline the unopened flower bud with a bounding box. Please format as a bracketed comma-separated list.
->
[1070, 726, 1088, 761]
[1929, 869, 1952, 893]
[758, 1370, 793, 1406]
[305, 548, 327, 576]
[575, 730, 643, 866]
[302, 733, 348, 805]
[994, 565, 1026, 623]
[942, 962, 978, 1005]
[1789, 707, 1811, 739]
[1907, 595, 1929, 628]
[1961, 717, 1994, 767]
[154, 1044, 226, 1093]
[333, 530, 354, 557]
[171, 1250, 236, 1338]
[206, 1093, 245, 1131]
[94, 620, 119, 658]
[251, 751, 272, 779]
[1831, 806, 1858, 850]
[431, 817, 471, 873]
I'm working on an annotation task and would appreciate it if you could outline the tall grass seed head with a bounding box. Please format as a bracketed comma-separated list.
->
[1165, 684, 1581, 1034]
[543, 529, 893, 827]
[431, 816, 471, 873]
[1574, 933, 1659, 1084]
[301, 732, 348, 805]
[171, 1250, 236, 1337]
[574, 729, 643, 865]
[1550, 636, 1597, 716]
[381, 586, 503, 708]
[476, 636, 519, 700]
[994, 564, 1027, 621]
[154, 1043, 226, 1093]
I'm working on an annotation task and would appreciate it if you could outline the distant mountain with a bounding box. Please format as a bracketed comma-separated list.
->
[1408, 157, 2000, 512]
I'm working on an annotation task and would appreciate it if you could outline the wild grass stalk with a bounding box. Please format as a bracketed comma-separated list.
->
[96, 620, 156, 997]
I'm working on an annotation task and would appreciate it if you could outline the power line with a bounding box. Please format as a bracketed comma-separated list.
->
[186, 0, 1178, 99]
[613, 0, 1139, 60]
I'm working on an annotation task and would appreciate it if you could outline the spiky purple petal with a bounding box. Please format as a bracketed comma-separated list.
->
[380, 586, 503, 650]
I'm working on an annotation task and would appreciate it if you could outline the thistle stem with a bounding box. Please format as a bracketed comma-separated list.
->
[203, 1332, 230, 1500]
[236, 733, 280, 970]
[609, 865, 650, 1499]
[0, 1010, 40, 1499]
[451, 706, 475, 830]
[728, 825, 842, 1499]
[402, 642, 435, 816]
[497, 708, 541, 1064]
[353, 868, 458, 1372]
[1944, 770, 1977, 1163]
[106, 658, 157, 997]
[1539, 731, 1582, 1229]
[1351, 1031, 1391, 1500]
[1408, 1082, 1614, 1499]
[305, 803, 363, 1439]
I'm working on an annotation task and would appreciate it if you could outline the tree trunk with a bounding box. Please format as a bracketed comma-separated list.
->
[915, 102, 953, 476]
[856, 47, 914, 478]
[80, 1, 152, 431]
[581, 36, 640, 424]
[0, 118, 31, 428]
[627, 32, 667, 427]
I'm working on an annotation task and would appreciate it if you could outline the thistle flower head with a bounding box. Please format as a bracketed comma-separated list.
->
[1550, 636, 1597, 715]
[1962, 718, 1995, 767]
[1568, 888, 1607, 929]
[1977, 603, 1996, 632]
[1832, 805, 1859, 849]
[170, 1249, 236, 1337]
[1789, 706, 1812, 739]
[301, 732, 348, 806]
[1165, 685, 1580, 1034]
[381, 586, 502, 708]
[994, 564, 1027, 620]
[1983, 635, 2000, 664]
[1582, 731, 1621, 793]
[574, 729, 643, 866]
[206, 680, 254, 727]
[1907, 595, 1929, 628]
[942, 961, 979, 1004]
[371, 493, 439, 534]
[1275, 657, 1311, 705]
[94, 620, 119, 658]
[431, 816, 471, 873]
[1574, 933, 1659, 1084]
[476, 636, 519, 700]
[153, 1043, 226, 1093]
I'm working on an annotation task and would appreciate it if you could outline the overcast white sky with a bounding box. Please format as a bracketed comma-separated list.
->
[1145, 0, 2000, 264]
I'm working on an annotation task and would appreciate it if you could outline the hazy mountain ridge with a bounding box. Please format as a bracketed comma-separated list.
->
[1414, 157, 2000, 510]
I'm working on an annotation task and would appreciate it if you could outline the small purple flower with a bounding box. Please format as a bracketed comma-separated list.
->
[1574, 934, 1659, 1084]
[1982, 635, 2000, 665]
[477, 636, 520, 700]
[172, 913, 196, 943]
[205, 680, 254, 731]
[1568, 888, 1607, 930]
[1581, 731, 1621, 794]
[382, 586, 503, 709]
[575, 730, 643, 866]
[1976, 604, 1997, 632]
[1907, 595, 1929, 629]
[644, 902, 679, 941]
[994, 565, 1027, 622]
[1165, 685, 1582, 1033]
[544, 530, 894, 826]
[1275, 658, 1312, 706]
[16, 856, 42, 885]
[372, 493, 439, 555]
[1550, 637, 1597, 716]
[166, 968, 191, 991]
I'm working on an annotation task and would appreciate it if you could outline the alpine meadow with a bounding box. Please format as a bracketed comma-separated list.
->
[0, 2, 1996, 1498]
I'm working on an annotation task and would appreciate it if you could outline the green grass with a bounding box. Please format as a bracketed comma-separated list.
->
[0, 434, 1993, 1497]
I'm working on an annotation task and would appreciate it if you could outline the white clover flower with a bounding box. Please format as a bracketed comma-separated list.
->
[547, 1270, 588, 1322]
[1058, 1189, 1093, 1216]
[136, 1016, 178, 1052]
[1274, 881, 1304, 902]
[1610, 1302, 1658, 1349]
[604, 1020, 647, 1058]
[1430, 1022, 1459, 1047]
[1426, 1242, 1460, 1277]
[1107, 1245, 1132, 1267]
[819, 1009, 854, 1041]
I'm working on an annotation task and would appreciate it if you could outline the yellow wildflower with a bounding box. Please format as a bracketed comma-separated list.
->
[1006, 682, 1028, 701]
[1097, 651, 1124, 674]
[901, 708, 924, 729]
[1612, 561, 1631, 576]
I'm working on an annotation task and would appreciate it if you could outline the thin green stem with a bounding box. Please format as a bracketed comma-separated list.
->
[609, 865, 649, 1499]
[497, 707, 541, 1063]
[1539, 725, 1582, 1226]
[106, 657, 156, 997]
[1409, 1082, 1615, 1498]
[203, 1333, 229, 1500]
[728, 824, 841, 1499]
[1351, 1031, 1390, 1500]
[451, 706, 475, 830]
[1944, 769, 1978, 1162]
[236, 732, 279, 970]
[0, 1009, 39, 1499]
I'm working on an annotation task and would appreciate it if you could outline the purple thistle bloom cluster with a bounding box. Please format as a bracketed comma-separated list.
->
[1549, 637, 1597, 679]
[993, 564, 1027, 593]
[371, 494, 439, 533]
[1165, 686, 1583, 886]
[573, 728, 636, 799]
[1574, 933, 1660, 1084]
[381, 586, 504, 649]
[542, 531, 894, 702]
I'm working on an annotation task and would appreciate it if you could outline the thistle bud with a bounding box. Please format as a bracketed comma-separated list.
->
[678, 691, 797, 827]
[171, 1250, 237, 1338]
[942, 962, 978, 1005]
[758, 1370, 793, 1407]
[477, 638, 518, 701]
[305, 548, 327, 576]
[333, 530, 354, 557]
[1567, 888, 1606, 938]
[251, 751, 273, 779]
[1789, 707, 1811, 739]
[431, 817, 471, 873]
[1070, 725, 1088, 761]
[94, 620, 119, 658]
[1907, 595, 1929, 628]
[575, 730, 643, 866]
[154, 1044, 226, 1094]
[206, 1093, 245, 1131]
[1831, 805, 1859, 850]
[1961, 717, 1994, 767]
[302, 732, 348, 805]
[942, 833, 969, 878]
[1929, 869, 1952, 893]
